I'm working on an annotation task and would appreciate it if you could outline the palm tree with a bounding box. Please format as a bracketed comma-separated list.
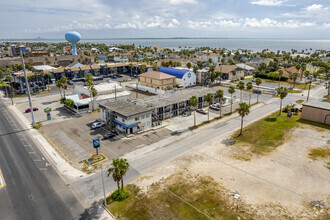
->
[216, 89, 224, 118]
[300, 63, 306, 81]
[193, 65, 198, 74]
[228, 86, 235, 113]
[238, 102, 250, 136]
[39, 72, 45, 91]
[231, 70, 237, 81]
[108, 158, 130, 190]
[204, 93, 213, 121]
[237, 81, 245, 102]
[189, 96, 198, 127]
[255, 78, 262, 103]
[85, 72, 94, 92]
[139, 65, 146, 74]
[56, 79, 63, 98]
[46, 72, 52, 92]
[276, 86, 288, 115]
[107, 158, 124, 195]
[246, 82, 253, 106]
[186, 62, 192, 69]
[278, 69, 283, 88]
[304, 70, 310, 89]
[60, 76, 68, 98]
[91, 86, 98, 111]
[289, 72, 298, 88]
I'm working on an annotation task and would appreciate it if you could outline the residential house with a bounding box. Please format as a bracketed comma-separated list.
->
[158, 67, 196, 87]
[215, 65, 244, 80]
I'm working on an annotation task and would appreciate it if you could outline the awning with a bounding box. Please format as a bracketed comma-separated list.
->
[113, 120, 137, 129]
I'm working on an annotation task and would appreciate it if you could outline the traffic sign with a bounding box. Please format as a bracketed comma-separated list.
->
[93, 138, 100, 148]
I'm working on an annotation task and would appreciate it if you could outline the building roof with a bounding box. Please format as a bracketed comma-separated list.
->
[100, 100, 151, 117]
[302, 100, 330, 110]
[139, 71, 176, 80]
[216, 65, 240, 74]
[137, 86, 216, 108]
[158, 67, 189, 79]
[33, 65, 55, 72]
[203, 53, 220, 57]
[236, 63, 255, 71]
[52, 68, 65, 73]
[80, 66, 91, 71]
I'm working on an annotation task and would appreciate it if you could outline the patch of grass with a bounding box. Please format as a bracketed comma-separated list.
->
[14, 90, 54, 98]
[289, 90, 302, 93]
[234, 112, 301, 155]
[295, 99, 305, 104]
[83, 153, 107, 166]
[107, 174, 253, 220]
[309, 146, 330, 160]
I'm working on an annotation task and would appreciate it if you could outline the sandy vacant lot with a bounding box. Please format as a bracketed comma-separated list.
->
[133, 125, 330, 219]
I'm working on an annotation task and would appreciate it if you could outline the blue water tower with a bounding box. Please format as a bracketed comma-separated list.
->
[65, 31, 81, 56]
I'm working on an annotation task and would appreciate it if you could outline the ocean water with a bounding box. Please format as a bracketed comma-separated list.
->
[1, 38, 329, 52]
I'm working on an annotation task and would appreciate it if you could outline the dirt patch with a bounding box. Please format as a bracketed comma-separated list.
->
[131, 126, 330, 219]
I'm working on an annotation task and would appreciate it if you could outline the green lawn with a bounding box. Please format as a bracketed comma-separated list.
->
[234, 112, 301, 154]
[295, 100, 305, 104]
[107, 174, 253, 220]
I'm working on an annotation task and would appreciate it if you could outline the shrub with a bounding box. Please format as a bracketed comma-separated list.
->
[60, 97, 66, 104]
[240, 77, 245, 80]
[111, 188, 130, 201]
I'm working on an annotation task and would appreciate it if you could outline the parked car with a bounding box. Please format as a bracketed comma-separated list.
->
[251, 78, 256, 82]
[114, 74, 122, 78]
[92, 121, 105, 129]
[68, 80, 74, 85]
[103, 131, 117, 139]
[25, 107, 38, 113]
[253, 89, 261, 94]
[210, 104, 220, 111]
[196, 108, 208, 114]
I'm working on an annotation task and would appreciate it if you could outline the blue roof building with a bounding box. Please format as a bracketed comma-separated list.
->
[158, 67, 196, 87]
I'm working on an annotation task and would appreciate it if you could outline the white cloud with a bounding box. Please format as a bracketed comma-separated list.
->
[304, 4, 324, 11]
[250, 0, 287, 6]
[169, 0, 197, 5]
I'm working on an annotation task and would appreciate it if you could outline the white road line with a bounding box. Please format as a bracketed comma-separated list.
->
[0, 168, 6, 189]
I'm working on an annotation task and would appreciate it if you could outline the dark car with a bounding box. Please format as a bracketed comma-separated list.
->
[103, 131, 117, 139]
[25, 107, 38, 113]
[253, 89, 261, 94]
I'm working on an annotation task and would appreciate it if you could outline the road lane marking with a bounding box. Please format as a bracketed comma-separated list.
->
[0, 168, 6, 189]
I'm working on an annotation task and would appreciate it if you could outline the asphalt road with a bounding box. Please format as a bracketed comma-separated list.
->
[0, 100, 86, 220]
[75, 94, 301, 202]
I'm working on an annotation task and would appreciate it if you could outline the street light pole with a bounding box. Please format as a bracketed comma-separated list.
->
[20, 46, 36, 128]
[306, 76, 312, 102]
[100, 164, 107, 207]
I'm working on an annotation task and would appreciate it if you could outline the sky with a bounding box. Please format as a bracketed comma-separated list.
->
[1, 0, 330, 39]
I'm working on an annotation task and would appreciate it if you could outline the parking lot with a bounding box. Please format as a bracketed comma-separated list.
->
[39, 112, 172, 168]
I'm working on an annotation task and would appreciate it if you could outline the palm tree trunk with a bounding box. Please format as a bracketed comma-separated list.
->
[219, 99, 222, 118]
[249, 93, 251, 106]
[121, 178, 124, 190]
[117, 181, 121, 195]
[240, 90, 242, 103]
[230, 94, 233, 113]
[279, 99, 282, 115]
[194, 111, 196, 127]
[240, 116, 243, 135]
[278, 76, 281, 88]
[257, 86, 259, 103]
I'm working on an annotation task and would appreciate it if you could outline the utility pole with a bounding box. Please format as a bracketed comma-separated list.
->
[20, 46, 36, 128]
[100, 164, 107, 207]
[306, 76, 312, 102]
